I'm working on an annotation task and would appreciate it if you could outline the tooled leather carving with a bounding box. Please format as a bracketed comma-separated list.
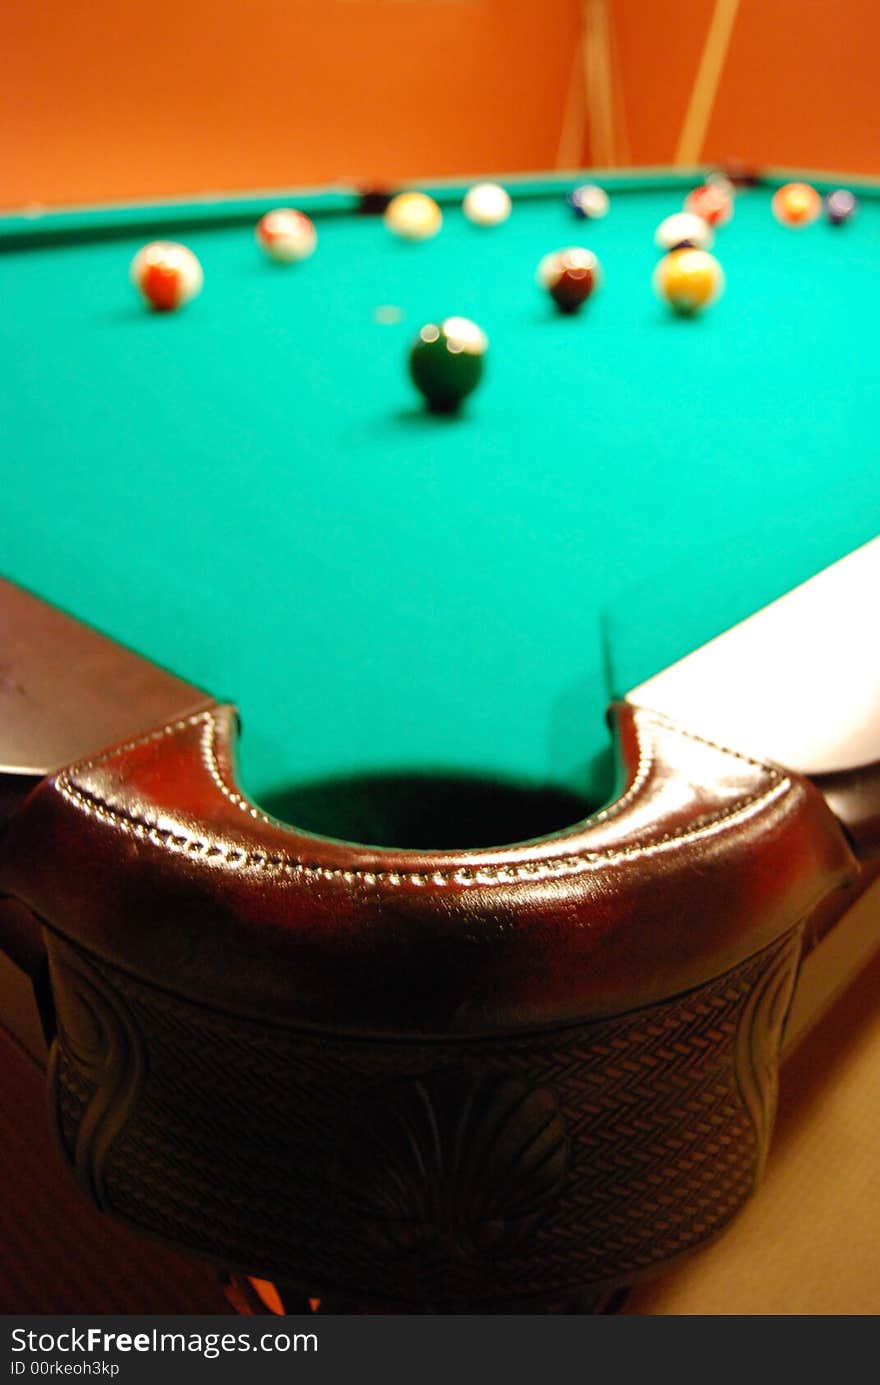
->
[0, 702, 856, 1034]
[47, 937, 145, 1212]
[734, 929, 802, 1182]
[331, 1074, 570, 1263]
[45, 928, 802, 1307]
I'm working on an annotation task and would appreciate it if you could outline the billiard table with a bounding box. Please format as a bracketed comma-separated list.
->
[0, 168, 878, 1314]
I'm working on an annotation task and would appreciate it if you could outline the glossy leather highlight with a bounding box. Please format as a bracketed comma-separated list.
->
[0, 702, 856, 1033]
[0, 701, 864, 1308]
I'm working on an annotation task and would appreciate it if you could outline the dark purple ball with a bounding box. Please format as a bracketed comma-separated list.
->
[825, 189, 857, 226]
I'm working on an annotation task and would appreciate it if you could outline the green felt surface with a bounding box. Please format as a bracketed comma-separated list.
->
[1, 173, 878, 831]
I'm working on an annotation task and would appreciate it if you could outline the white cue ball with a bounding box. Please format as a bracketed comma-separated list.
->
[654, 211, 715, 252]
[462, 182, 512, 227]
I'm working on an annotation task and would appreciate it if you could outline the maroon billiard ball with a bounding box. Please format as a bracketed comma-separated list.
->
[537, 247, 601, 314]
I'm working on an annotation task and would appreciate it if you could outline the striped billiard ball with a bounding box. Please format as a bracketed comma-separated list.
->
[130, 242, 203, 312]
[256, 209, 318, 263]
[772, 182, 822, 227]
[567, 184, 609, 220]
[684, 183, 733, 227]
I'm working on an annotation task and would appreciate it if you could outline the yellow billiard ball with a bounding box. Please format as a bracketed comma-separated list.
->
[653, 248, 724, 316]
[384, 191, 443, 241]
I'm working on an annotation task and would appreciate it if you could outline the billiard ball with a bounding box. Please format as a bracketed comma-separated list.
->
[825, 189, 857, 226]
[130, 242, 203, 312]
[653, 248, 724, 316]
[654, 212, 714, 253]
[408, 316, 488, 412]
[567, 184, 610, 220]
[705, 169, 736, 200]
[771, 182, 822, 227]
[537, 247, 601, 313]
[462, 182, 512, 227]
[384, 191, 443, 241]
[684, 183, 733, 227]
[255, 209, 317, 263]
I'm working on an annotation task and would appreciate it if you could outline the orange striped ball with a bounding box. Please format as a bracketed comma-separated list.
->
[771, 182, 822, 227]
[130, 241, 203, 312]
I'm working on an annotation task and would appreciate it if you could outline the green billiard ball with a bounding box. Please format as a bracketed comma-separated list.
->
[408, 316, 488, 412]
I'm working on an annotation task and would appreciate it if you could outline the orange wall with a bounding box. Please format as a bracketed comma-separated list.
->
[0, 1, 878, 210]
[614, 0, 880, 175]
[0, 1, 581, 208]
[710, 0, 880, 172]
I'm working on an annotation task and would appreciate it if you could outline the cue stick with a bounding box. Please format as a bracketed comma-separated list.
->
[606, 0, 631, 166]
[556, 32, 589, 167]
[583, 0, 616, 165]
[674, 0, 743, 166]
[557, 0, 630, 171]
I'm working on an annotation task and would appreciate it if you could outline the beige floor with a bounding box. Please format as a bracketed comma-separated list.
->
[629, 945, 880, 1315]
